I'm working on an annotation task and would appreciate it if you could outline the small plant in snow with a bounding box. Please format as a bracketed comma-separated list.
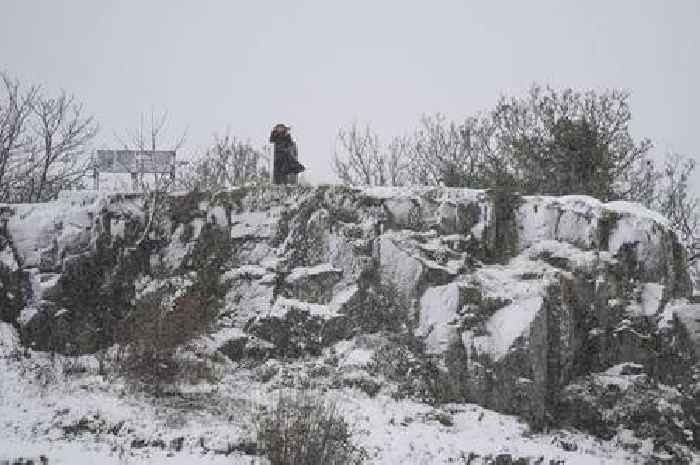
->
[256, 392, 366, 465]
[118, 278, 219, 394]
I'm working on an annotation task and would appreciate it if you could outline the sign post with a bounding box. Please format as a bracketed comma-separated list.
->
[94, 150, 176, 192]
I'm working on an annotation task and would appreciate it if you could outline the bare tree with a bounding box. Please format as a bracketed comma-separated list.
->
[116, 109, 186, 191]
[333, 122, 407, 186]
[178, 132, 268, 192]
[405, 113, 488, 187]
[31, 90, 98, 202]
[654, 153, 700, 261]
[334, 123, 380, 185]
[333, 116, 491, 188]
[0, 72, 38, 200]
[120, 109, 187, 153]
[116, 109, 187, 245]
[331, 84, 659, 198]
[385, 135, 410, 187]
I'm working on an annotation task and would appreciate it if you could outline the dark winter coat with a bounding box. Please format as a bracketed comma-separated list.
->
[270, 131, 304, 183]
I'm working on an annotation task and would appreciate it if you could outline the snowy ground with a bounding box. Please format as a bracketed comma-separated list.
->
[1, 340, 685, 465]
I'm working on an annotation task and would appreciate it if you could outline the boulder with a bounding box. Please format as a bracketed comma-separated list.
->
[0, 321, 20, 356]
[284, 263, 343, 304]
[248, 297, 351, 357]
[673, 304, 700, 358]
[0, 240, 24, 323]
[557, 366, 695, 456]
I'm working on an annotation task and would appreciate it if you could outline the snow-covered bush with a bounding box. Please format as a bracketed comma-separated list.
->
[176, 133, 270, 192]
[653, 153, 700, 264]
[118, 280, 220, 393]
[367, 337, 466, 405]
[557, 367, 696, 459]
[0, 71, 97, 204]
[344, 276, 408, 334]
[256, 393, 366, 465]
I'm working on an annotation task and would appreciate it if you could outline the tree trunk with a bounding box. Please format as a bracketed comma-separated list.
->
[0, 148, 9, 197]
[35, 140, 51, 202]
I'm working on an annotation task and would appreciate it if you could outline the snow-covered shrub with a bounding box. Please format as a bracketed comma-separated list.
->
[175, 134, 269, 192]
[335, 372, 382, 398]
[256, 393, 366, 465]
[368, 336, 466, 405]
[118, 220, 232, 391]
[557, 368, 696, 459]
[653, 153, 700, 262]
[249, 302, 350, 358]
[345, 272, 409, 334]
[119, 280, 220, 393]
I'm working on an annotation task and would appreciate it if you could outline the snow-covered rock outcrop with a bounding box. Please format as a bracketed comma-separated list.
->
[1, 185, 698, 447]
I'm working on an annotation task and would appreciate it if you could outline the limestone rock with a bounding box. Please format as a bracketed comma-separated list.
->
[284, 263, 343, 304]
[558, 365, 696, 455]
[248, 297, 350, 357]
[673, 304, 700, 358]
[0, 321, 20, 356]
[0, 185, 696, 447]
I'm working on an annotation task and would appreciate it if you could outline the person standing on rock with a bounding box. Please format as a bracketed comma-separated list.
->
[269, 123, 305, 185]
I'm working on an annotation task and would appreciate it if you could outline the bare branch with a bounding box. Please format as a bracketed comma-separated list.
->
[333, 122, 406, 186]
[30, 89, 98, 202]
[0, 72, 39, 200]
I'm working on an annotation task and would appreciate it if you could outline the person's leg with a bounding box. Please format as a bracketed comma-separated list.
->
[272, 152, 284, 184]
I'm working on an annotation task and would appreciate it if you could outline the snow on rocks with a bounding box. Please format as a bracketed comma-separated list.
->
[219, 266, 275, 328]
[378, 236, 424, 309]
[158, 223, 195, 270]
[0, 239, 24, 323]
[331, 335, 387, 370]
[230, 211, 275, 240]
[626, 282, 665, 317]
[17, 306, 39, 326]
[383, 196, 422, 230]
[284, 263, 343, 304]
[671, 303, 700, 358]
[8, 198, 95, 269]
[559, 366, 696, 459]
[516, 194, 684, 291]
[286, 262, 342, 283]
[417, 283, 463, 354]
[194, 326, 250, 358]
[525, 239, 606, 273]
[267, 296, 341, 320]
[206, 205, 228, 226]
[6, 191, 145, 270]
[0, 321, 19, 356]
[605, 200, 670, 225]
[468, 296, 544, 360]
[248, 297, 350, 356]
[0, 185, 697, 461]
[0, 244, 18, 271]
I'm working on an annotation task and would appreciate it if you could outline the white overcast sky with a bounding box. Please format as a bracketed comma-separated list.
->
[1, 0, 698, 186]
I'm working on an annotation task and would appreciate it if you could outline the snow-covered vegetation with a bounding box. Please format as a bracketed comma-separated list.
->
[1, 185, 698, 464]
